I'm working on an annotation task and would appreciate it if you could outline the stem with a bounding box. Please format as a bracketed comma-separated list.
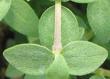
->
[52, 0, 62, 53]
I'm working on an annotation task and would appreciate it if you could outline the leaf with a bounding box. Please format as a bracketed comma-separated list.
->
[66, 6, 93, 40]
[69, 76, 77, 79]
[90, 75, 106, 79]
[0, 0, 11, 21]
[87, 0, 110, 44]
[50, 0, 96, 3]
[39, 6, 84, 49]
[49, 0, 68, 2]
[29, 0, 53, 18]
[46, 54, 69, 79]
[3, 44, 54, 75]
[76, 16, 93, 40]
[4, 0, 39, 37]
[102, 43, 110, 59]
[36, 0, 53, 5]
[6, 64, 23, 78]
[24, 75, 46, 79]
[70, 0, 96, 3]
[62, 41, 108, 75]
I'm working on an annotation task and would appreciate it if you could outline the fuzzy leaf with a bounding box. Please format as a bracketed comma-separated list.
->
[4, 0, 39, 37]
[0, 0, 11, 21]
[62, 41, 108, 75]
[46, 54, 69, 79]
[4, 44, 54, 75]
[87, 0, 110, 44]
[39, 6, 84, 49]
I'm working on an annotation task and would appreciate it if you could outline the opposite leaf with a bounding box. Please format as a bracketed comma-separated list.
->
[87, 0, 110, 44]
[4, 44, 54, 75]
[62, 41, 108, 75]
[4, 0, 39, 37]
[0, 0, 11, 21]
[39, 6, 84, 49]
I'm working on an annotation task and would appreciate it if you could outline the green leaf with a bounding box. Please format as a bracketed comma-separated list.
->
[0, 0, 11, 21]
[29, 0, 53, 18]
[70, 0, 96, 3]
[46, 54, 69, 79]
[3, 44, 54, 75]
[69, 76, 77, 79]
[24, 75, 46, 79]
[39, 6, 84, 49]
[6, 64, 23, 78]
[103, 43, 110, 59]
[36, 0, 53, 5]
[4, 0, 39, 37]
[62, 41, 108, 75]
[50, 0, 96, 3]
[76, 16, 93, 40]
[50, 0, 68, 2]
[90, 75, 106, 79]
[87, 0, 110, 44]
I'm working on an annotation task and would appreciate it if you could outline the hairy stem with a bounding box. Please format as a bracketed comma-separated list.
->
[53, 0, 62, 53]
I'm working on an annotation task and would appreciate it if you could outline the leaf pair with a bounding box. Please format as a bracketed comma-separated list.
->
[4, 5, 108, 78]
[4, 41, 108, 77]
